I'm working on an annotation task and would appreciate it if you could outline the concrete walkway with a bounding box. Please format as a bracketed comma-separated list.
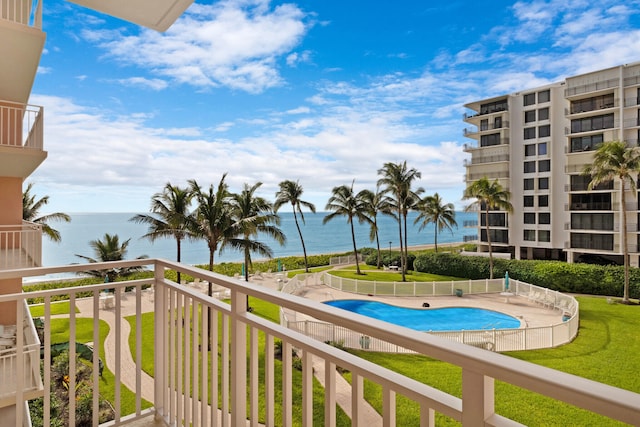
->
[71, 277, 382, 425]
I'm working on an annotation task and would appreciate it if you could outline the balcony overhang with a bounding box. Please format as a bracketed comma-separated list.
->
[67, 0, 194, 32]
[0, 145, 47, 178]
[0, 22, 45, 105]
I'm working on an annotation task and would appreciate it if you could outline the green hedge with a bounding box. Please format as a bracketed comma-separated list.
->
[364, 251, 416, 270]
[413, 252, 640, 298]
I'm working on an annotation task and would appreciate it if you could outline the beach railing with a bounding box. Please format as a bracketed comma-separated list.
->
[329, 253, 363, 266]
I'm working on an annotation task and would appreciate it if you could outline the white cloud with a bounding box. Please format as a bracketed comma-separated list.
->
[82, 0, 310, 93]
[286, 50, 312, 67]
[115, 77, 169, 90]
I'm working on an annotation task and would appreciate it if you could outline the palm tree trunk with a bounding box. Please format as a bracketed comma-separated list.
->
[485, 206, 494, 279]
[374, 219, 381, 269]
[621, 186, 630, 303]
[293, 210, 309, 272]
[176, 237, 182, 284]
[350, 220, 361, 275]
[397, 211, 405, 282]
[434, 224, 439, 252]
[403, 212, 409, 275]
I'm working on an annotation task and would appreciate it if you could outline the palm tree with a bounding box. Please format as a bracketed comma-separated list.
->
[22, 182, 71, 242]
[323, 181, 371, 275]
[357, 185, 393, 268]
[130, 183, 193, 284]
[463, 177, 513, 279]
[75, 233, 147, 282]
[189, 175, 236, 299]
[274, 180, 316, 273]
[230, 182, 286, 282]
[583, 140, 640, 304]
[377, 161, 423, 280]
[415, 193, 458, 252]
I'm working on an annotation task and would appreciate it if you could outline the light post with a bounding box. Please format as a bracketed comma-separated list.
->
[388, 241, 392, 256]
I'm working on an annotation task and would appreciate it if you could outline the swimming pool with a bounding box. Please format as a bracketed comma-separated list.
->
[324, 300, 521, 331]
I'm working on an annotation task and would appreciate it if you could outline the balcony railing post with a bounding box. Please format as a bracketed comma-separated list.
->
[154, 263, 167, 421]
[231, 289, 248, 426]
[461, 369, 495, 426]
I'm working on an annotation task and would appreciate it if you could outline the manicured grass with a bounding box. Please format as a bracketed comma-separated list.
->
[350, 296, 638, 426]
[126, 297, 351, 426]
[286, 265, 334, 278]
[330, 268, 464, 282]
[48, 317, 152, 416]
[29, 301, 79, 317]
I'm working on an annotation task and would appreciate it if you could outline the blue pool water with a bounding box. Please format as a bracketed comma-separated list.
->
[324, 300, 521, 332]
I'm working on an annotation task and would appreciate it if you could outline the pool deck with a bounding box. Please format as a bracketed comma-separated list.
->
[290, 281, 563, 329]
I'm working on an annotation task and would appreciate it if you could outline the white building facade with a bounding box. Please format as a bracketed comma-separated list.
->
[464, 62, 640, 267]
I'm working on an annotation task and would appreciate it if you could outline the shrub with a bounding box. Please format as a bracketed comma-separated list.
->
[414, 252, 640, 298]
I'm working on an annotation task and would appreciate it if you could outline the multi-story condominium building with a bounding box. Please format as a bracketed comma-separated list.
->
[1, 2, 639, 425]
[464, 62, 640, 267]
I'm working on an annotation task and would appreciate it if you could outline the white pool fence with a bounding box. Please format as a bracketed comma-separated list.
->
[280, 272, 579, 352]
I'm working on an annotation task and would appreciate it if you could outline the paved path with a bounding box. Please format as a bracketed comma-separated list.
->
[71, 276, 382, 425]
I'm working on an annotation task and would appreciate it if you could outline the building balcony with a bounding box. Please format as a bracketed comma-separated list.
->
[0, 260, 639, 426]
[0, 300, 43, 408]
[0, 101, 46, 178]
[564, 78, 619, 98]
[0, 221, 42, 270]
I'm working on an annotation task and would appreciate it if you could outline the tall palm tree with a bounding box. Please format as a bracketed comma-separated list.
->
[323, 181, 371, 275]
[22, 182, 71, 242]
[274, 180, 316, 273]
[583, 140, 640, 304]
[463, 177, 513, 279]
[377, 161, 423, 280]
[130, 183, 193, 284]
[230, 182, 286, 282]
[75, 233, 147, 282]
[359, 185, 393, 268]
[415, 193, 458, 252]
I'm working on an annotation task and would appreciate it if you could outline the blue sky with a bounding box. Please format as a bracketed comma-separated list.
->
[30, 0, 640, 213]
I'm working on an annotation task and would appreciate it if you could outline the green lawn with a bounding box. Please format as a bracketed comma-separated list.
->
[29, 301, 79, 317]
[47, 317, 152, 416]
[330, 268, 464, 282]
[350, 296, 639, 426]
[126, 297, 351, 426]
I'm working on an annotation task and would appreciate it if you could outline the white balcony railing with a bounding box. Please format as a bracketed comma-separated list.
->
[0, 260, 639, 426]
[0, 0, 42, 28]
[0, 300, 43, 407]
[0, 221, 42, 270]
[0, 101, 44, 150]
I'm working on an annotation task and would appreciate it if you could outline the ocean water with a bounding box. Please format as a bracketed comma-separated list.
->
[35, 211, 475, 281]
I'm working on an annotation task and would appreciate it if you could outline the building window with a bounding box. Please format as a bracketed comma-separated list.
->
[480, 100, 508, 115]
[524, 178, 534, 190]
[539, 213, 551, 224]
[538, 177, 549, 189]
[538, 125, 551, 138]
[571, 134, 603, 152]
[538, 195, 549, 207]
[524, 161, 536, 173]
[524, 213, 536, 224]
[480, 133, 501, 147]
[524, 127, 536, 139]
[524, 93, 536, 106]
[539, 159, 551, 172]
[494, 116, 502, 128]
[570, 93, 614, 114]
[480, 119, 488, 131]
[538, 107, 549, 120]
[538, 230, 551, 242]
[571, 175, 613, 191]
[525, 144, 536, 156]
[538, 142, 547, 155]
[538, 90, 550, 103]
[524, 229, 536, 241]
[571, 233, 613, 251]
[571, 114, 614, 133]
[524, 196, 534, 207]
[525, 110, 536, 123]
[571, 213, 614, 231]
